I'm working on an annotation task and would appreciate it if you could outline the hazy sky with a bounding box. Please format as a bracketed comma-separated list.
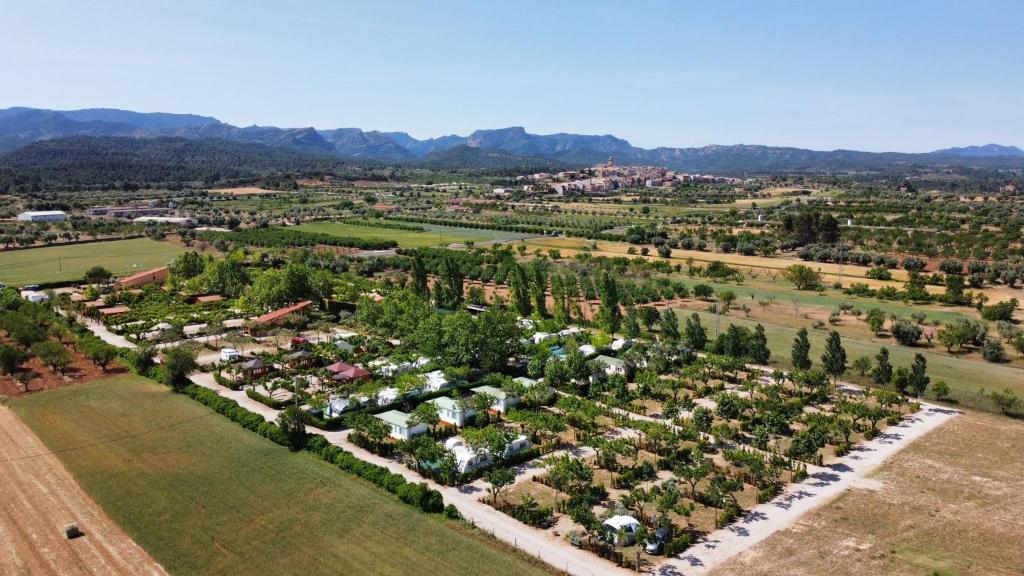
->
[3, 0, 1022, 151]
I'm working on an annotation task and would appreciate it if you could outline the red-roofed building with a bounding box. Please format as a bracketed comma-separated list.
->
[326, 361, 371, 383]
[98, 306, 131, 316]
[244, 300, 313, 335]
[116, 266, 169, 288]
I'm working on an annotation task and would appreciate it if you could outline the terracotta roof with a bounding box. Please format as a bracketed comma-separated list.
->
[116, 266, 168, 286]
[254, 300, 312, 324]
[98, 306, 131, 315]
[326, 361, 370, 381]
[196, 295, 224, 303]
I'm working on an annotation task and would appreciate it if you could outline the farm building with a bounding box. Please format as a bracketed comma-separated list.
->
[17, 210, 66, 222]
[116, 266, 169, 289]
[376, 410, 428, 440]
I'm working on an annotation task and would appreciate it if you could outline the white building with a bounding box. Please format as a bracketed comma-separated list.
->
[133, 216, 195, 226]
[17, 210, 66, 222]
[375, 410, 429, 440]
[471, 384, 519, 413]
[430, 396, 476, 427]
[593, 355, 627, 376]
[444, 435, 530, 473]
[20, 290, 49, 303]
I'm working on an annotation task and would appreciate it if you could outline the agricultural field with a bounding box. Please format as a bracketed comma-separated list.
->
[0, 405, 165, 576]
[0, 239, 183, 286]
[295, 221, 532, 248]
[11, 376, 555, 576]
[712, 409, 1024, 576]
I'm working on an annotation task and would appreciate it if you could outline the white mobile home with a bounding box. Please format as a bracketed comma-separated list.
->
[375, 410, 429, 440]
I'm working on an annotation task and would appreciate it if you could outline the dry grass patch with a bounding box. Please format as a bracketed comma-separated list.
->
[711, 410, 1024, 576]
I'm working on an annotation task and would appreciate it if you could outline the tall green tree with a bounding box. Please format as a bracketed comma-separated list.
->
[528, 260, 548, 317]
[907, 353, 930, 397]
[684, 312, 707, 350]
[507, 262, 532, 317]
[410, 252, 429, 300]
[791, 327, 812, 370]
[821, 330, 847, 383]
[595, 271, 621, 333]
[660, 307, 680, 344]
[873, 347, 893, 387]
[749, 324, 771, 365]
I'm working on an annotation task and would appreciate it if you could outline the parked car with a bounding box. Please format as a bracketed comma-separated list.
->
[644, 527, 672, 555]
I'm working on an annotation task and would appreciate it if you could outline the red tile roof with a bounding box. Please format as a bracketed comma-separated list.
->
[254, 300, 312, 324]
[116, 266, 168, 286]
[326, 361, 370, 381]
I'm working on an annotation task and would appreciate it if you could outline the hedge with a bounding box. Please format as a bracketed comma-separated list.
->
[180, 384, 445, 514]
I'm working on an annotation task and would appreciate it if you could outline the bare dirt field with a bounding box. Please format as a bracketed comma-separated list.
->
[710, 410, 1024, 576]
[0, 406, 166, 576]
[0, 338, 126, 397]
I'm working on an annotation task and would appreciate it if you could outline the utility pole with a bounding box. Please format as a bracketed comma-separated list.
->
[715, 298, 721, 339]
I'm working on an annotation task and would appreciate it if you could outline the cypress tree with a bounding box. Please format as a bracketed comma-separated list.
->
[792, 327, 812, 370]
[821, 330, 847, 383]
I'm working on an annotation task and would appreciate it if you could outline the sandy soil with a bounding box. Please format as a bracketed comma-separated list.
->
[0, 406, 166, 576]
[710, 410, 1024, 576]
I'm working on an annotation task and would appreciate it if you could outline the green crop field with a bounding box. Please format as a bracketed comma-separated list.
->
[12, 377, 553, 576]
[295, 221, 531, 248]
[678, 308, 1024, 412]
[0, 239, 183, 286]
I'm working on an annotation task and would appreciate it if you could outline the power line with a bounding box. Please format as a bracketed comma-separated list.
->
[0, 412, 217, 464]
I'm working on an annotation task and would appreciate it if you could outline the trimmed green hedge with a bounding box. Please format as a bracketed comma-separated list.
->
[180, 384, 445, 514]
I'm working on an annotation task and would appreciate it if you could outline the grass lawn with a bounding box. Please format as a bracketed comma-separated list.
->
[295, 221, 530, 248]
[676, 308, 1024, 411]
[0, 239, 183, 286]
[11, 376, 553, 576]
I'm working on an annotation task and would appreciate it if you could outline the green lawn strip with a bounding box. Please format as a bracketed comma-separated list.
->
[295, 221, 528, 248]
[0, 239, 183, 286]
[676, 308, 1022, 411]
[12, 376, 552, 576]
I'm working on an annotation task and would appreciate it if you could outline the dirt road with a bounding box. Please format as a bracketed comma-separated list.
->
[0, 406, 166, 576]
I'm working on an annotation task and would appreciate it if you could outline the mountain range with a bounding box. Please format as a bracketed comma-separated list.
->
[2, 106, 1023, 173]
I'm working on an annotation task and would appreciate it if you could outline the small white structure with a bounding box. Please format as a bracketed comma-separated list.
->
[20, 290, 49, 303]
[471, 385, 519, 413]
[133, 216, 194, 226]
[530, 332, 557, 345]
[17, 210, 66, 222]
[375, 410, 428, 440]
[578, 344, 597, 358]
[610, 338, 636, 352]
[220, 348, 240, 362]
[430, 396, 475, 427]
[558, 326, 585, 338]
[603, 515, 641, 546]
[444, 434, 531, 473]
[594, 355, 627, 376]
[424, 370, 451, 392]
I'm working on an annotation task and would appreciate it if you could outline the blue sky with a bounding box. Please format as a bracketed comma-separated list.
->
[2, 0, 1022, 151]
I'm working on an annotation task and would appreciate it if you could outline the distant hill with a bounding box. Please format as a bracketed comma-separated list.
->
[931, 143, 1024, 157]
[415, 145, 566, 171]
[2, 106, 1024, 173]
[0, 136, 351, 187]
